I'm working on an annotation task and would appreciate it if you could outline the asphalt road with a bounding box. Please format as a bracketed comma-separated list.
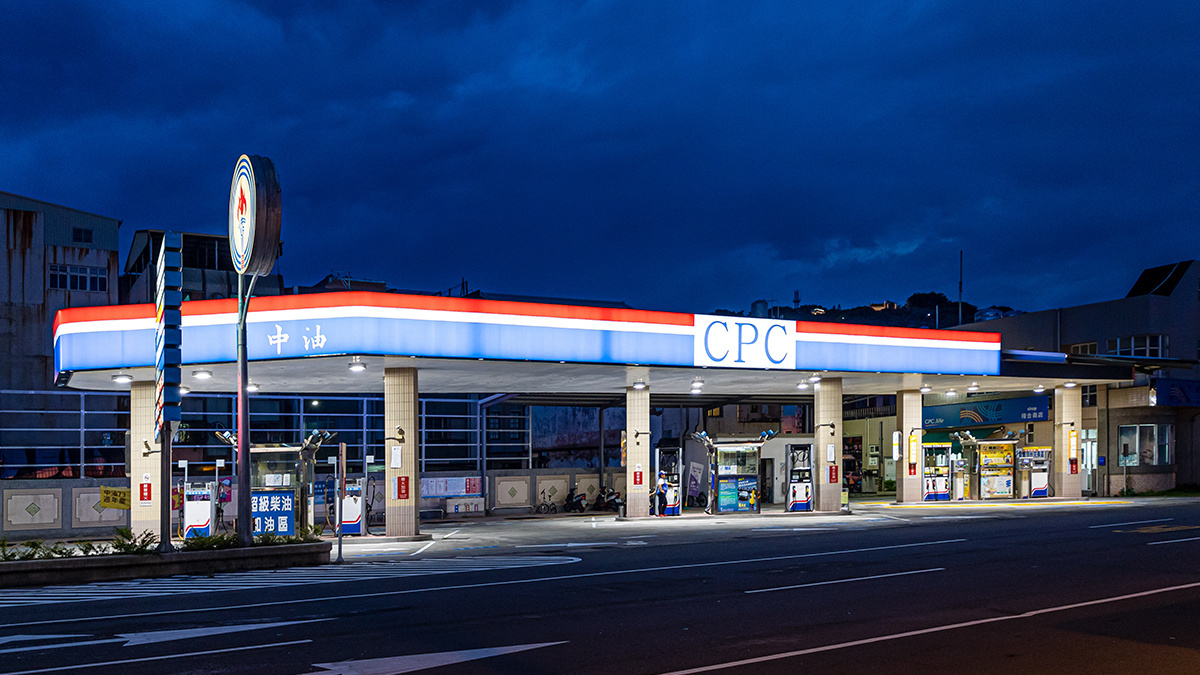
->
[1, 498, 1198, 674]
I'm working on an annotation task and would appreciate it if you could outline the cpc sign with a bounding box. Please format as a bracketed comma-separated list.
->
[694, 316, 792, 369]
[228, 154, 282, 277]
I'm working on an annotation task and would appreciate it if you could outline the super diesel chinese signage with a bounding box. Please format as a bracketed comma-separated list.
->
[53, 293, 1001, 377]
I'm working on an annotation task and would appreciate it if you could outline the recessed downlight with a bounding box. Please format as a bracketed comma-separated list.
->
[192, 369, 213, 380]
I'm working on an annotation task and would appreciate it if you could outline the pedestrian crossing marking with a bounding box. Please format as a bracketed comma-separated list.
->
[0, 556, 579, 608]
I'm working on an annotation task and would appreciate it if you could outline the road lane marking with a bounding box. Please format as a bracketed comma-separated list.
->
[4, 639, 313, 675]
[745, 568, 944, 594]
[0, 556, 579, 609]
[515, 542, 619, 548]
[411, 541, 436, 555]
[1090, 518, 1173, 529]
[0, 539, 966, 629]
[660, 579, 1200, 674]
[307, 641, 567, 674]
[1148, 536, 1200, 546]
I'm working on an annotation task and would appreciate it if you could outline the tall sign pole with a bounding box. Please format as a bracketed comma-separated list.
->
[229, 155, 282, 547]
[154, 232, 183, 552]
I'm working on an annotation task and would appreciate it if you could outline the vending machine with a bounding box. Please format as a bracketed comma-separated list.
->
[786, 443, 814, 512]
[654, 447, 682, 516]
[183, 482, 216, 538]
[978, 442, 1015, 500]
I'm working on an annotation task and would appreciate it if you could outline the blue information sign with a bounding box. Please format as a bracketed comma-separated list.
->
[251, 490, 295, 535]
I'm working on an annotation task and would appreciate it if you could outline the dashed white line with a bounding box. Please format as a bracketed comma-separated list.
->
[745, 568, 944, 594]
[1148, 536, 1200, 546]
[411, 541, 435, 555]
[1090, 518, 1173, 529]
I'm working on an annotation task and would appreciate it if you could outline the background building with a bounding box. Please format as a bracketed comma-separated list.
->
[959, 261, 1200, 494]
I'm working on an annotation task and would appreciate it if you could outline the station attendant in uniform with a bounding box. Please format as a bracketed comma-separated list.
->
[655, 470, 668, 516]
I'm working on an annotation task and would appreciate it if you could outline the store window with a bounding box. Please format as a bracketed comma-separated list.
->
[1117, 424, 1173, 466]
[1107, 335, 1167, 358]
[1069, 342, 1097, 355]
[71, 227, 93, 245]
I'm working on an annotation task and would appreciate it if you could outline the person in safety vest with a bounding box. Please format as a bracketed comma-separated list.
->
[655, 470, 668, 516]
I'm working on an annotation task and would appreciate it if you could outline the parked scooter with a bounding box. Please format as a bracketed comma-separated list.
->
[593, 486, 623, 513]
[564, 487, 588, 513]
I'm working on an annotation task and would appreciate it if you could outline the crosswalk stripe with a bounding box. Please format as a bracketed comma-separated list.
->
[0, 556, 578, 607]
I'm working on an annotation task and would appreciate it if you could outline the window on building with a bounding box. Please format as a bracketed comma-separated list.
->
[71, 228, 93, 245]
[1107, 335, 1167, 358]
[1117, 424, 1173, 466]
[706, 406, 723, 418]
[1025, 423, 1035, 443]
[1081, 384, 1097, 407]
[1069, 342, 1097, 355]
[48, 264, 107, 292]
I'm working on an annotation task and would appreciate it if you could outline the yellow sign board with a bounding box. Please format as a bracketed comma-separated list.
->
[99, 486, 132, 510]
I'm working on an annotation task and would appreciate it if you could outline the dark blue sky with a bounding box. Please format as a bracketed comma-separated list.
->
[2, 1, 1197, 315]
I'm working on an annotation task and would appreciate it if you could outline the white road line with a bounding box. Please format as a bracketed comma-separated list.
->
[4, 639, 312, 675]
[744, 568, 944, 594]
[0, 539, 965, 629]
[0, 557, 579, 609]
[1089, 517, 1173, 529]
[1148, 536, 1200, 546]
[441, 529, 461, 539]
[411, 541, 435, 555]
[514, 543, 619, 548]
[661, 580, 1200, 674]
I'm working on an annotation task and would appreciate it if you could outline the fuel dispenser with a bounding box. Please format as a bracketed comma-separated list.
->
[922, 442, 951, 501]
[341, 478, 366, 534]
[785, 443, 814, 512]
[654, 446, 682, 516]
[951, 458, 968, 500]
[1017, 447, 1052, 498]
[183, 482, 217, 538]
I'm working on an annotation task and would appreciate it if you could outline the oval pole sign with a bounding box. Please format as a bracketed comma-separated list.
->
[228, 154, 282, 276]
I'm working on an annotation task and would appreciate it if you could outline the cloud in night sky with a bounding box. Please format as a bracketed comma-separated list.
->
[1, 1, 1196, 315]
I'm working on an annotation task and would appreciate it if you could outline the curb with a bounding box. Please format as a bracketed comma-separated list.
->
[0, 541, 333, 588]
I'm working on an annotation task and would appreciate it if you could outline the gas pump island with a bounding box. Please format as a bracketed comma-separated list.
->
[691, 431, 776, 515]
[786, 443, 815, 511]
[654, 445, 683, 516]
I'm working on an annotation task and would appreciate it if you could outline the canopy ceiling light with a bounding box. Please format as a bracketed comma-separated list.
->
[1034, 385, 1045, 393]
[1064, 381, 1078, 388]
[796, 382, 810, 390]
[967, 382, 980, 392]
[946, 388, 958, 397]
[178, 386, 191, 395]
[246, 383, 259, 393]
[348, 358, 367, 373]
[919, 384, 932, 394]
[690, 378, 704, 394]
[807, 374, 822, 383]
[632, 380, 647, 390]
[192, 369, 213, 380]
[111, 373, 133, 384]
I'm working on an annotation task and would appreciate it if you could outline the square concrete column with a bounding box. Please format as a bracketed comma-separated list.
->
[812, 377, 843, 512]
[1053, 385, 1083, 499]
[384, 368, 421, 537]
[625, 385, 651, 518]
[128, 381, 164, 537]
[895, 390, 924, 503]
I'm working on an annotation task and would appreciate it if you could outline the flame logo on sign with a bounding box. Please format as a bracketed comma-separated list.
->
[237, 187, 248, 222]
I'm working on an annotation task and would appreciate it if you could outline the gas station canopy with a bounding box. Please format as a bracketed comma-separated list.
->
[53, 292, 1130, 399]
